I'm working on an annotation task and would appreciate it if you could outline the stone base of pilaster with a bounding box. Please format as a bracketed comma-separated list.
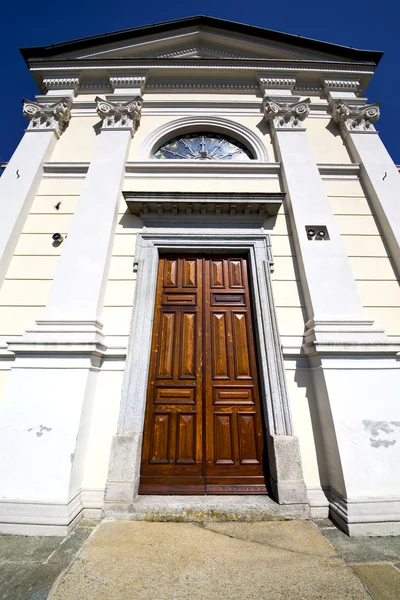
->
[0, 488, 103, 536]
[329, 489, 400, 537]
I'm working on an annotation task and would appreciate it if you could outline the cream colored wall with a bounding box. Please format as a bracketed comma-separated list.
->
[123, 177, 279, 194]
[326, 178, 400, 335]
[102, 208, 141, 341]
[0, 180, 83, 340]
[51, 117, 99, 163]
[268, 207, 306, 337]
[306, 117, 351, 164]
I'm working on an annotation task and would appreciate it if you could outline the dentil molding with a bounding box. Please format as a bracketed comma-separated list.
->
[22, 97, 72, 137]
[95, 96, 143, 133]
[42, 77, 80, 94]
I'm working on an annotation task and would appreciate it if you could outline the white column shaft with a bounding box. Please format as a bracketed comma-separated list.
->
[274, 129, 365, 321]
[0, 131, 57, 286]
[44, 129, 131, 322]
[345, 132, 400, 275]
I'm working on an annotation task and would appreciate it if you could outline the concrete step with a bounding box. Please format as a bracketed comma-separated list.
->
[104, 495, 311, 522]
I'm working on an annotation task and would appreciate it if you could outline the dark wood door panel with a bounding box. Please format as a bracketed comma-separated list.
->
[140, 257, 203, 493]
[140, 254, 267, 495]
[204, 256, 266, 494]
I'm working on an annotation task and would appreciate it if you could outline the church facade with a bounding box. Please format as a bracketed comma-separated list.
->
[0, 16, 399, 537]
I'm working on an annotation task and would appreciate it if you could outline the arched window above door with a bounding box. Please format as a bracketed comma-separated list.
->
[154, 132, 254, 161]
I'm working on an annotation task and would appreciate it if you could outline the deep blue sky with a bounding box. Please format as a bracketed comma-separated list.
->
[1, 0, 398, 163]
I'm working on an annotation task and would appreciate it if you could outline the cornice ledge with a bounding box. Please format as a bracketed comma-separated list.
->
[123, 191, 284, 222]
[125, 161, 281, 178]
[317, 163, 361, 178]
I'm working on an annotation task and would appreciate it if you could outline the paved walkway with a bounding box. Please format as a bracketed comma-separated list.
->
[1, 519, 400, 599]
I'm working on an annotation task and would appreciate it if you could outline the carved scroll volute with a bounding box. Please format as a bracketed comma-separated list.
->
[263, 97, 311, 130]
[332, 100, 380, 137]
[95, 96, 143, 135]
[22, 97, 72, 137]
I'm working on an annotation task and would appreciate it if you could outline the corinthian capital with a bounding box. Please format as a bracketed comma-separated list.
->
[95, 96, 143, 134]
[332, 100, 380, 137]
[263, 97, 311, 130]
[22, 98, 71, 137]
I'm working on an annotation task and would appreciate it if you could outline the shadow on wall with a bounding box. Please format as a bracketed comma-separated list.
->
[293, 364, 330, 492]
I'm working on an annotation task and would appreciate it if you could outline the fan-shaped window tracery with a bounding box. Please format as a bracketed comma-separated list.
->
[154, 132, 253, 161]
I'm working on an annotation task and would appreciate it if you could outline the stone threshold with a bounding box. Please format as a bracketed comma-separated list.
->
[104, 495, 311, 522]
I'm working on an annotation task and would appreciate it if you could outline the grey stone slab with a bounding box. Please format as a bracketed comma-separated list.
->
[322, 528, 400, 563]
[48, 527, 92, 566]
[313, 518, 335, 529]
[51, 520, 370, 599]
[104, 494, 310, 521]
[0, 535, 60, 563]
[0, 562, 62, 600]
[352, 564, 400, 600]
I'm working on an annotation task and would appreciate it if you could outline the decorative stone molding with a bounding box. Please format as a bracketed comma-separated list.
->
[123, 191, 284, 225]
[263, 97, 311, 129]
[109, 76, 146, 92]
[332, 100, 380, 137]
[95, 96, 143, 133]
[293, 83, 323, 94]
[146, 81, 258, 91]
[22, 97, 72, 137]
[42, 77, 80, 94]
[80, 81, 112, 92]
[139, 115, 269, 161]
[259, 77, 296, 94]
[323, 78, 361, 94]
[151, 45, 247, 59]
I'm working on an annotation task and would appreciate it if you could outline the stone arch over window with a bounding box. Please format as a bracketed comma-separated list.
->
[139, 116, 269, 162]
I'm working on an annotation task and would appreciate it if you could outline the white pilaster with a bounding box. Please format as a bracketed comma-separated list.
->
[330, 97, 400, 277]
[0, 98, 71, 288]
[264, 97, 400, 536]
[0, 95, 143, 535]
[263, 96, 383, 344]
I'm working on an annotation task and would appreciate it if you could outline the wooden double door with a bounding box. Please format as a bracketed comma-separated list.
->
[140, 254, 268, 494]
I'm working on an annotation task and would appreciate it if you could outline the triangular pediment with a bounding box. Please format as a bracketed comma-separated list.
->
[21, 16, 383, 65]
[46, 28, 356, 62]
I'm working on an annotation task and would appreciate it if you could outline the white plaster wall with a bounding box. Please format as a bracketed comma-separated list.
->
[327, 180, 400, 335]
[82, 368, 124, 490]
[323, 362, 400, 498]
[0, 370, 10, 409]
[285, 361, 326, 488]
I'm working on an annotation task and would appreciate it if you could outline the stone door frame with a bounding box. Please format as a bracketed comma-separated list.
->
[105, 230, 308, 507]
